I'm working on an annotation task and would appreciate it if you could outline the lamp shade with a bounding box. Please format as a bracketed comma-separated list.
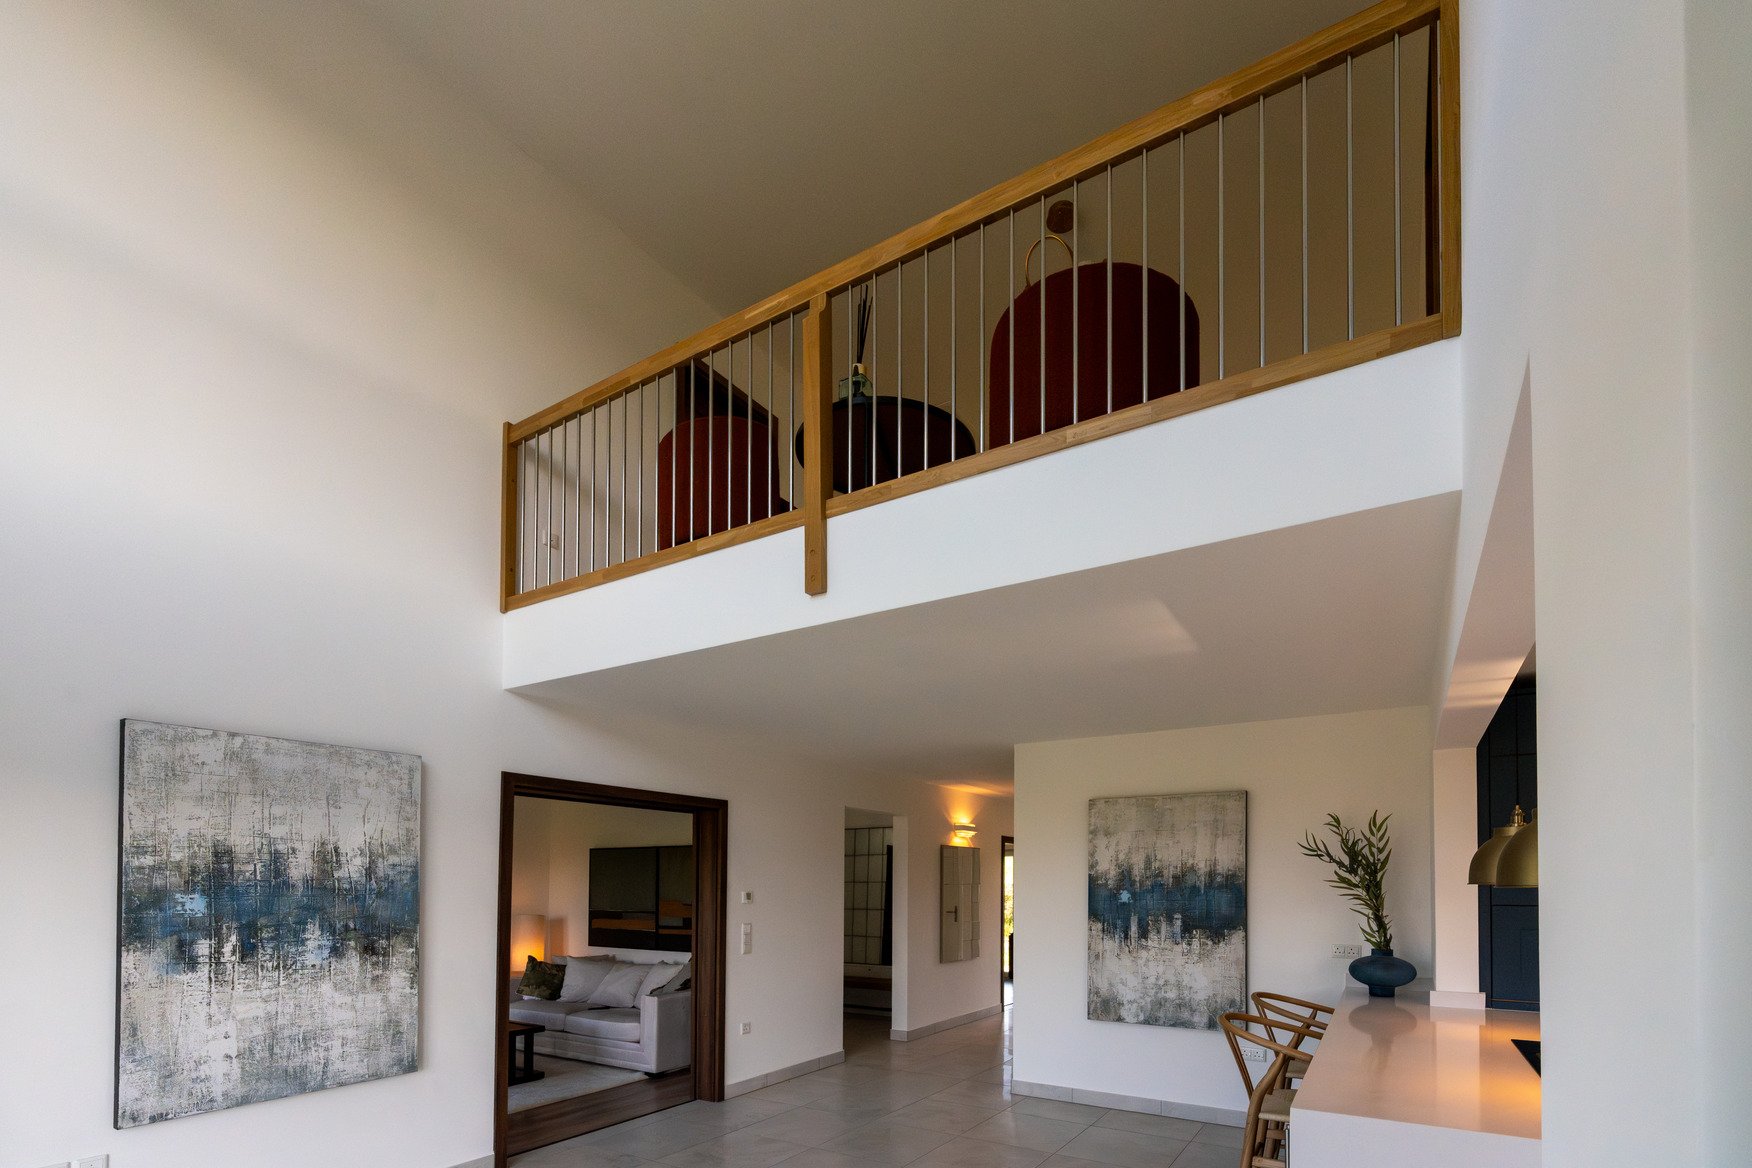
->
[510, 913, 547, 969]
[1493, 810, 1539, 888]
[1467, 805, 1528, 885]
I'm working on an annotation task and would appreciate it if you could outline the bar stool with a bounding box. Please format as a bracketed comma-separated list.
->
[1220, 1010, 1323, 1168]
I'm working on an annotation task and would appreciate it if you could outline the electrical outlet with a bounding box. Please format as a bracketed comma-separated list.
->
[1241, 1046, 1269, 1063]
[740, 1022, 752, 1035]
[76, 1157, 110, 1168]
[1331, 943, 1361, 959]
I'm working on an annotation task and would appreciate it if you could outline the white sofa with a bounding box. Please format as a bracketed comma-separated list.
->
[509, 959, 692, 1074]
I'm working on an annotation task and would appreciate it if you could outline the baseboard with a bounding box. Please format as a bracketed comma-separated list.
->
[724, 1049, 847, 1098]
[1427, 989, 1487, 1010]
[1011, 1079, 1245, 1128]
[447, 1157, 494, 1168]
[889, 1003, 1002, 1041]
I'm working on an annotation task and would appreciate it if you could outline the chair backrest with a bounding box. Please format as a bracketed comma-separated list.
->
[1251, 992, 1334, 1048]
[1219, 1010, 1324, 1096]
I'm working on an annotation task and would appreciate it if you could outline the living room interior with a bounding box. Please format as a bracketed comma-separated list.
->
[503, 793, 698, 1144]
[1, 2, 1746, 1168]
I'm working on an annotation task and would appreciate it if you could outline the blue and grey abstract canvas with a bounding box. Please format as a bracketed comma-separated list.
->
[1088, 791, 1246, 1029]
[116, 720, 420, 1128]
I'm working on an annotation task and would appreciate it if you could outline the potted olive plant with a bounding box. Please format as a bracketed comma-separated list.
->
[1299, 811, 1416, 996]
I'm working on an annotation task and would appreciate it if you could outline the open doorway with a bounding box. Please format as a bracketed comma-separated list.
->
[494, 774, 727, 1166]
[843, 808, 895, 1051]
[1001, 836, 1014, 1006]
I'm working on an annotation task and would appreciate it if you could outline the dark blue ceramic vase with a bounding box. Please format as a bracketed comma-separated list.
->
[1348, 947, 1417, 996]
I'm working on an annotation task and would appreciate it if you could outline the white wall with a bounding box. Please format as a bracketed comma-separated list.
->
[1685, 4, 1752, 1163]
[1445, 0, 1748, 1162]
[0, 5, 884, 1167]
[513, 797, 694, 960]
[1012, 706, 1432, 1116]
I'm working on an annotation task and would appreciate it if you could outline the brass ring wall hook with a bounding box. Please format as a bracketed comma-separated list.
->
[1022, 232, 1074, 287]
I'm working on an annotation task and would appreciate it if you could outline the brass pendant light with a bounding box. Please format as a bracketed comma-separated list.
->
[1467, 804, 1527, 885]
[1493, 808, 1539, 887]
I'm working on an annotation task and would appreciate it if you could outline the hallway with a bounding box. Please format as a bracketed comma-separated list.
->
[511, 1009, 1241, 1167]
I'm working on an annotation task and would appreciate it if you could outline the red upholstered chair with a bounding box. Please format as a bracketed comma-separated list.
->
[987, 261, 1199, 447]
[654, 414, 789, 550]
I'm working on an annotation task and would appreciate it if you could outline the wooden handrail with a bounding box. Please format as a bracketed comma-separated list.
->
[500, 0, 1459, 612]
[506, 0, 1442, 443]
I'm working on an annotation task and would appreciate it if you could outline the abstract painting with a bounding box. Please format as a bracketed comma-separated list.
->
[1088, 791, 1246, 1029]
[116, 720, 421, 1128]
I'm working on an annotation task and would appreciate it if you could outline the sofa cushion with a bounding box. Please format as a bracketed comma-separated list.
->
[587, 962, 649, 1008]
[563, 1007, 644, 1043]
[516, 956, 565, 1000]
[508, 998, 594, 1028]
[647, 959, 692, 996]
[637, 959, 687, 999]
[559, 956, 615, 1003]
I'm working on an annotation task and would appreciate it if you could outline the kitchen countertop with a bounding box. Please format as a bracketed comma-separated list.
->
[1291, 986, 1540, 1166]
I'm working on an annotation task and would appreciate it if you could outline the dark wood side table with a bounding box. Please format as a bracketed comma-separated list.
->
[507, 1021, 545, 1085]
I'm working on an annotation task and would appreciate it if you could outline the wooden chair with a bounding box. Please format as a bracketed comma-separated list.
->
[1220, 1010, 1323, 1168]
[1250, 992, 1333, 1087]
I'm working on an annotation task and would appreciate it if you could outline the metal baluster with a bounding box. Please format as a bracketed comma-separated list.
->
[542, 427, 552, 587]
[1008, 212, 1015, 445]
[1180, 133, 1187, 390]
[1140, 151, 1148, 402]
[896, 260, 904, 479]
[1106, 162, 1114, 409]
[636, 383, 645, 557]
[559, 416, 569, 580]
[1038, 195, 1045, 435]
[1259, 93, 1267, 369]
[950, 238, 957, 460]
[705, 349, 715, 537]
[1071, 179, 1079, 425]
[589, 407, 597, 571]
[924, 245, 931, 472]
[788, 316, 797, 507]
[1347, 53, 1355, 341]
[669, 371, 678, 551]
[1301, 75, 1310, 355]
[845, 290, 853, 492]
[766, 324, 774, 526]
[872, 273, 883, 483]
[622, 388, 630, 560]
[1394, 32, 1403, 326]
[1218, 113, 1226, 380]
[572, 417, 582, 578]
[744, 333, 753, 527]
[978, 220, 986, 453]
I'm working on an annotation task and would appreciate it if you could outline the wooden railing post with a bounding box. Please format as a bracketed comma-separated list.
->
[800, 294, 832, 595]
[500, 421, 518, 613]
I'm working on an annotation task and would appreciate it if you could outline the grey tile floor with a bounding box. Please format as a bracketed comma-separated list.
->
[511, 1010, 1241, 1168]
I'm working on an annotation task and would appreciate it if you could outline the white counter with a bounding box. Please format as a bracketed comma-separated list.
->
[1291, 987, 1540, 1167]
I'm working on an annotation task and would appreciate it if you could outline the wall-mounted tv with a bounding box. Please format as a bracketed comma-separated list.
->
[588, 845, 694, 953]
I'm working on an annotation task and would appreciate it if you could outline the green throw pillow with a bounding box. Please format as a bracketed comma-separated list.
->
[517, 956, 565, 1000]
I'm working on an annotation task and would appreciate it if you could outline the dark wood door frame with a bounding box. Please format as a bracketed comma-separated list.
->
[1000, 836, 1014, 1002]
[495, 773, 729, 1167]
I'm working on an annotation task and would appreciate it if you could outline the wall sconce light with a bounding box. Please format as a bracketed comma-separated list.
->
[509, 913, 547, 970]
[950, 822, 978, 846]
[1467, 805, 1527, 885]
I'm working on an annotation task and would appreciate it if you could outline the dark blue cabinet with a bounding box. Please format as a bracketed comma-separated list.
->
[1478, 680, 1539, 1010]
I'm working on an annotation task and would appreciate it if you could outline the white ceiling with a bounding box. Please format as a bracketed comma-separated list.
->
[520, 494, 1458, 790]
[347, 0, 1367, 312]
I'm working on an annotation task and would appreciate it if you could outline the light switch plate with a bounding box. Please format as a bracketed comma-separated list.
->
[76, 1157, 109, 1168]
